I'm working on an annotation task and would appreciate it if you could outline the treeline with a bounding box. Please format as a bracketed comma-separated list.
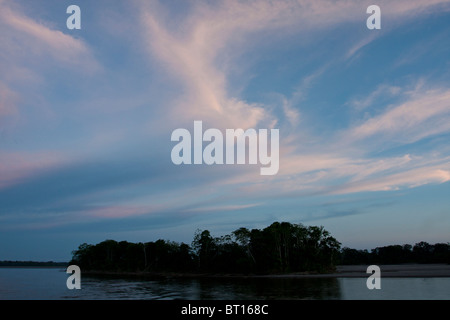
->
[70, 221, 449, 275]
[70, 222, 341, 274]
[0, 261, 68, 267]
[340, 242, 450, 265]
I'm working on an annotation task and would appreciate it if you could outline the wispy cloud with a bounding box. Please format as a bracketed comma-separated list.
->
[86, 205, 160, 219]
[348, 84, 402, 111]
[334, 165, 450, 194]
[138, 1, 269, 129]
[346, 33, 380, 60]
[184, 203, 261, 213]
[348, 88, 450, 144]
[0, 1, 97, 69]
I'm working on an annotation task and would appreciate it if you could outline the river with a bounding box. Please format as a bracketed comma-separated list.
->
[0, 267, 448, 300]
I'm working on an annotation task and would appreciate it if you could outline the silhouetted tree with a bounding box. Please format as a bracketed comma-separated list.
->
[192, 230, 217, 271]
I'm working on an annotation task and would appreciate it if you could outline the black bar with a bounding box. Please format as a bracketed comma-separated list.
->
[1, 300, 447, 319]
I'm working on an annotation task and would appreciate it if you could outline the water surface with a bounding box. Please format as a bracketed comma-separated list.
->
[0, 268, 448, 300]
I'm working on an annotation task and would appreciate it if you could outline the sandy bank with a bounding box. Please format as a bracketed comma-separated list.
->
[261, 264, 450, 278]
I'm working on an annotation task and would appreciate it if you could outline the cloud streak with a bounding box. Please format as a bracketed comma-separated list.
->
[0, 151, 68, 190]
[334, 166, 450, 194]
[349, 88, 450, 144]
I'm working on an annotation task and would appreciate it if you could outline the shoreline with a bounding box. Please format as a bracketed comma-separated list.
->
[81, 263, 450, 279]
[262, 264, 450, 278]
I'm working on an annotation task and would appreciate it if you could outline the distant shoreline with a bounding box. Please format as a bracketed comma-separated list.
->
[0, 261, 68, 268]
[79, 263, 450, 279]
[0, 265, 65, 269]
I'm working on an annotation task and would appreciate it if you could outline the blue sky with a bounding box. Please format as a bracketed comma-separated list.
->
[1, 0, 450, 261]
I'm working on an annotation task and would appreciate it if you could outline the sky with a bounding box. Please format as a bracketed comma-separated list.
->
[1, 0, 450, 261]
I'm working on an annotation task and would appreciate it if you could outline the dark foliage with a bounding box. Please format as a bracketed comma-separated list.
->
[339, 242, 450, 265]
[70, 239, 196, 273]
[70, 221, 341, 274]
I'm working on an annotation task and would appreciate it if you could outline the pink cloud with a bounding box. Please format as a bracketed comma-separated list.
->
[86, 205, 160, 219]
[334, 166, 450, 194]
[0, 82, 19, 119]
[0, 151, 68, 190]
[349, 89, 450, 142]
[0, 1, 98, 70]
[184, 203, 261, 213]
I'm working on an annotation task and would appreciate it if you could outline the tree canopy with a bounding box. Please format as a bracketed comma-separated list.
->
[339, 241, 450, 265]
[70, 221, 341, 274]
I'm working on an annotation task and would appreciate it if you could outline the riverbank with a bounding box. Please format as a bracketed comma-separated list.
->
[82, 263, 450, 279]
[261, 264, 450, 278]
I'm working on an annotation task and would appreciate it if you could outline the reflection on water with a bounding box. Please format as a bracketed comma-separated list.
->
[70, 276, 342, 300]
[77, 278, 340, 300]
[0, 268, 449, 300]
